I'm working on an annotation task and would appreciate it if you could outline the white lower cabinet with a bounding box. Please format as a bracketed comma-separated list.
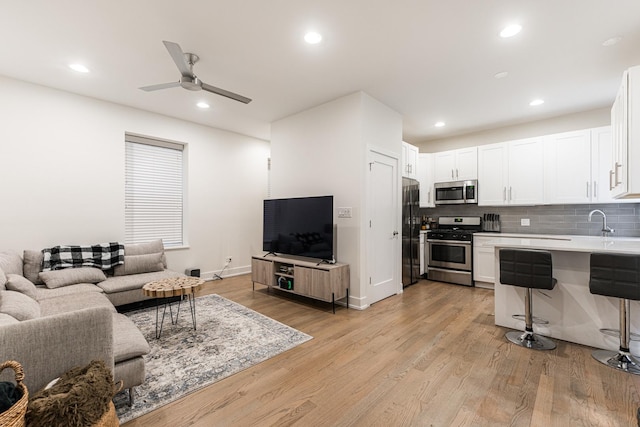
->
[473, 236, 495, 288]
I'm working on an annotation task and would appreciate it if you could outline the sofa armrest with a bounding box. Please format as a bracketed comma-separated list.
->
[0, 306, 114, 393]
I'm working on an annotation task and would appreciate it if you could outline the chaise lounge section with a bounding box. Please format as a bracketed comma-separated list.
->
[0, 240, 184, 403]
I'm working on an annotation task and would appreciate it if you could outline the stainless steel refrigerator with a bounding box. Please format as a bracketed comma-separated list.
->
[402, 177, 420, 287]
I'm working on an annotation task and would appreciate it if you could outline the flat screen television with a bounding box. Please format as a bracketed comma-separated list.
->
[263, 195, 334, 262]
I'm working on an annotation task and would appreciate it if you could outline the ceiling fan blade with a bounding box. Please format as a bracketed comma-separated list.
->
[139, 81, 181, 91]
[202, 82, 252, 104]
[163, 40, 193, 77]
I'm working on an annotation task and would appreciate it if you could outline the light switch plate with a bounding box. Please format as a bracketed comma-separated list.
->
[338, 207, 352, 218]
[521, 218, 530, 226]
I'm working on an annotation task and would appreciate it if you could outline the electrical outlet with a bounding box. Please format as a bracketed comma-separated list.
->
[225, 256, 232, 264]
[521, 218, 530, 226]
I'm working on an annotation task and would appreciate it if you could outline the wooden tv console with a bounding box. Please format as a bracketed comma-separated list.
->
[251, 254, 350, 313]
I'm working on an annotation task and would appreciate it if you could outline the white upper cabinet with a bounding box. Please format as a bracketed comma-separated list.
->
[478, 137, 544, 206]
[402, 142, 419, 179]
[434, 147, 477, 182]
[544, 129, 592, 204]
[610, 65, 640, 198]
[591, 126, 618, 203]
[477, 142, 508, 205]
[418, 153, 435, 207]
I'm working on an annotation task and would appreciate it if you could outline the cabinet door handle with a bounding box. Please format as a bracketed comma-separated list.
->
[615, 162, 622, 185]
[451, 169, 454, 179]
[586, 181, 589, 198]
[428, 190, 431, 203]
[593, 181, 597, 198]
[609, 170, 615, 190]
[503, 187, 506, 202]
[456, 169, 459, 179]
[509, 187, 513, 201]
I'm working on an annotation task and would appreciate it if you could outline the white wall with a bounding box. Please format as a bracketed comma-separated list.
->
[271, 91, 402, 309]
[0, 76, 269, 278]
[417, 107, 610, 152]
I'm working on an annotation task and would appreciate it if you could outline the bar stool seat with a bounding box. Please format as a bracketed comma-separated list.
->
[500, 249, 557, 350]
[589, 253, 640, 375]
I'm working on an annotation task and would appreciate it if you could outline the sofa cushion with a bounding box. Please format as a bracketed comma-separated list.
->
[0, 312, 19, 326]
[39, 292, 116, 317]
[98, 269, 184, 294]
[35, 283, 104, 301]
[0, 251, 23, 276]
[39, 267, 107, 289]
[23, 250, 45, 285]
[0, 267, 6, 291]
[113, 253, 164, 276]
[112, 314, 150, 363]
[123, 239, 167, 268]
[0, 290, 41, 320]
[5, 274, 38, 300]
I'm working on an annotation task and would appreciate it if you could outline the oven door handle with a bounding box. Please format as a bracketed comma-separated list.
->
[427, 239, 471, 245]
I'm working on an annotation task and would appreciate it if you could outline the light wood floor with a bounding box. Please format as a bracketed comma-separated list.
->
[123, 275, 640, 427]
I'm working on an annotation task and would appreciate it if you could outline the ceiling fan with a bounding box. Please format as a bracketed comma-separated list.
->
[139, 40, 252, 104]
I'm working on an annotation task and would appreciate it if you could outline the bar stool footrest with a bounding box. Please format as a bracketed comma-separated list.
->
[598, 328, 640, 341]
[511, 314, 549, 325]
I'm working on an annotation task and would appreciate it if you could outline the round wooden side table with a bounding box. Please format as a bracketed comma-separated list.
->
[142, 276, 203, 339]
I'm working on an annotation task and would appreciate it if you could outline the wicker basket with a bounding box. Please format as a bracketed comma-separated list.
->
[93, 401, 119, 427]
[0, 360, 29, 427]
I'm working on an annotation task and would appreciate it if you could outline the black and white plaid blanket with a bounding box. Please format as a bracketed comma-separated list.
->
[42, 242, 125, 271]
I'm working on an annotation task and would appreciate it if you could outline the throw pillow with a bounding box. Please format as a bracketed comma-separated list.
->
[112, 253, 164, 276]
[0, 251, 23, 276]
[23, 250, 45, 285]
[5, 274, 38, 300]
[38, 267, 107, 289]
[0, 290, 40, 320]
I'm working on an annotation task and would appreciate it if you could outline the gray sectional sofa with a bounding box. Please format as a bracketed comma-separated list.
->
[0, 239, 184, 404]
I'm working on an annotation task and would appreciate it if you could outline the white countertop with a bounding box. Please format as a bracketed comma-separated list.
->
[474, 232, 640, 254]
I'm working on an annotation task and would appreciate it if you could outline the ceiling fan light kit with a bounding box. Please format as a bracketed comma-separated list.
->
[139, 40, 252, 104]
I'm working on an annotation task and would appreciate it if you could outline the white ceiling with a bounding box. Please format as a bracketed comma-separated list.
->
[2, 1, 639, 143]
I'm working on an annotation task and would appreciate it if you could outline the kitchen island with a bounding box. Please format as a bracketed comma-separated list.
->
[475, 233, 640, 352]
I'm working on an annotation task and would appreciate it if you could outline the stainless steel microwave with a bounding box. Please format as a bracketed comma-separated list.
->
[434, 180, 478, 205]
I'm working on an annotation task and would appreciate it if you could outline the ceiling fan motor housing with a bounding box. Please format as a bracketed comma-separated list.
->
[180, 75, 202, 91]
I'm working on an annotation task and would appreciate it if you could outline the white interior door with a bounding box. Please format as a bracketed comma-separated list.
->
[368, 149, 399, 304]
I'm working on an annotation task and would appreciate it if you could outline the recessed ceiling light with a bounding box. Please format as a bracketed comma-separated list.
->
[434, 121, 446, 128]
[69, 63, 89, 73]
[500, 24, 522, 38]
[602, 36, 622, 47]
[529, 99, 544, 106]
[304, 32, 322, 44]
[494, 71, 509, 79]
[196, 102, 210, 109]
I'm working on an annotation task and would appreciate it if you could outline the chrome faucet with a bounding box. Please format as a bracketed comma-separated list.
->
[588, 209, 614, 236]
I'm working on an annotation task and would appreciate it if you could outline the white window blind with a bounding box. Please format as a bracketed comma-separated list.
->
[125, 134, 185, 247]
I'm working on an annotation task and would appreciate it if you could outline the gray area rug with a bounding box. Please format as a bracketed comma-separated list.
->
[114, 294, 312, 423]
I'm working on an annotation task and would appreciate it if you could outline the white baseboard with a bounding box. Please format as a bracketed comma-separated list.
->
[202, 265, 251, 282]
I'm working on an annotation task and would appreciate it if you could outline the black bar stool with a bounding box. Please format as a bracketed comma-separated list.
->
[499, 248, 557, 350]
[589, 253, 640, 375]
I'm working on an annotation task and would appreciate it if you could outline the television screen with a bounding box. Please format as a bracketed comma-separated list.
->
[263, 195, 334, 261]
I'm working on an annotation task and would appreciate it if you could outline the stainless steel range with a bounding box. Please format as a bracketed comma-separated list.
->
[426, 216, 482, 286]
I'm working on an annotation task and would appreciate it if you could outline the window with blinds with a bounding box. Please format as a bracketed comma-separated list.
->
[125, 133, 185, 248]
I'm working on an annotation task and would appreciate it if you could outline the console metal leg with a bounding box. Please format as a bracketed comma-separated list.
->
[128, 387, 135, 406]
[332, 292, 335, 314]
